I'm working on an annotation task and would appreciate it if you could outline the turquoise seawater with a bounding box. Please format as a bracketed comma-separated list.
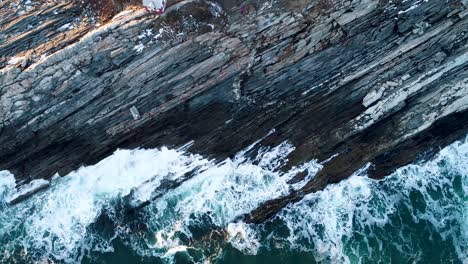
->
[0, 137, 466, 264]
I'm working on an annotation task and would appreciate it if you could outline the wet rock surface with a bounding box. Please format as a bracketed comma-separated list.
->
[1, 0, 467, 222]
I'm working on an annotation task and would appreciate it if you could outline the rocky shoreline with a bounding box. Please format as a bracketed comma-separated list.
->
[1, 0, 467, 222]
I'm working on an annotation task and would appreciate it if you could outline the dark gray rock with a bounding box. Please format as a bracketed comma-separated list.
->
[0, 0, 467, 222]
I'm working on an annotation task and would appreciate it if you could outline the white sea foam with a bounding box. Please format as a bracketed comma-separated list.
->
[0, 171, 50, 205]
[226, 222, 260, 255]
[256, 136, 468, 263]
[0, 135, 465, 263]
[6, 178, 50, 203]
[0, 139, 320, 263]
[126, 141, 321, 261]
[0, 171, 16, 205]
[0, 147, 209, 263]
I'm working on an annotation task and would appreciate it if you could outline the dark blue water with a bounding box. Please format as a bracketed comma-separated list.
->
[0, 138, 466, 263]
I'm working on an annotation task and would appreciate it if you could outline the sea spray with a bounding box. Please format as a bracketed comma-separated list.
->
[0, 171, 15, 206]
[0, 147, 210, 263]
[0, 137, 465, 263]
[117, 141, 321, 262]
[0, 141, 320, 263]
[239, 136, 468, 264]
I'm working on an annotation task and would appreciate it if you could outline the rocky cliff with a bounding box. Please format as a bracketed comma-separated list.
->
[1, 0, 467, 222]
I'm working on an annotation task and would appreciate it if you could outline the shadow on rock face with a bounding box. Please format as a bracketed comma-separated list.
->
[216, 0, 240, 9]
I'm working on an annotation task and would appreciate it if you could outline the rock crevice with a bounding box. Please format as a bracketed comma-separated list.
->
[1, 0, 467, 222]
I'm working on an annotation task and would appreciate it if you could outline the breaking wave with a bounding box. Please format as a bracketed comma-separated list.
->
[249, 137, 467, 264]
[0, 135, 466, 263]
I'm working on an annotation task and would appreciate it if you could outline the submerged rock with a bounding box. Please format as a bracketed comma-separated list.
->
[0, 0, 467, 222]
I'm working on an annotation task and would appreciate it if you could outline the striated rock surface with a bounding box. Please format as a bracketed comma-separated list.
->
[1, 0, 467, 222]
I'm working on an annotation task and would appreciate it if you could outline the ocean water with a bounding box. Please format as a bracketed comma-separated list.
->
[0, 136, 466, 264]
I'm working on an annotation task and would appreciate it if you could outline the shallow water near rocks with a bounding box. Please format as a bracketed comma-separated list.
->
[0, 136, 466, 264]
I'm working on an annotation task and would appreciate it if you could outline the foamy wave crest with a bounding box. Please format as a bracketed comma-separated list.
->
[0, 135, 465, 263]
[119, 141, 322, 262]
[0, 147, 210, 263]
[254, 136, 467, 263]
[0, 171, 15, 206]
[0, 140, 320, 263]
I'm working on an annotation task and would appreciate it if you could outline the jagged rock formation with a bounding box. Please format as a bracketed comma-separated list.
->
[1, 0, 467, 222]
